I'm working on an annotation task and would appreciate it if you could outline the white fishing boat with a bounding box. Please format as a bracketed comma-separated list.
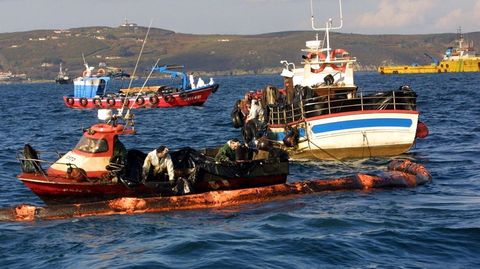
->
[55, 63, 72, 84]
[231, 0, 428, 160]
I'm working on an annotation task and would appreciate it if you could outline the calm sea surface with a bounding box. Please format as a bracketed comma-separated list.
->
[0, 73, 479, 268]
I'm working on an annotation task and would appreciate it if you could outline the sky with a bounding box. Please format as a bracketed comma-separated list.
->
[0, 0, 479, 35]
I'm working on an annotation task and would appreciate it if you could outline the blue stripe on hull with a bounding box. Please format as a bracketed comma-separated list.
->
[311, 118, 413, 134]
[272, 128, 305, 141]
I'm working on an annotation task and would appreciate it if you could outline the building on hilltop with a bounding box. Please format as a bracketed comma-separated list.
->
[120, 17, 138, 27]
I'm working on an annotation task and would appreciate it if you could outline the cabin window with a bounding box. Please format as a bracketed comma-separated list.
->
[75, 137, 109, 153]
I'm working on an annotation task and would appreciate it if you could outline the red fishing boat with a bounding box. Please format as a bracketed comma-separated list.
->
[63, 64, 219, 109]
[16, 113, 288, 204]
[3, 159, 431, 222]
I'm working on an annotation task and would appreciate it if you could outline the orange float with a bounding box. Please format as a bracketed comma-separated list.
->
[0, 160, 431, 222]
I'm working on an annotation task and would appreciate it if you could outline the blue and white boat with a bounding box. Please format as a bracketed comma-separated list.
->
[64, 64, 219, 109]
[232, 0, 428, 160]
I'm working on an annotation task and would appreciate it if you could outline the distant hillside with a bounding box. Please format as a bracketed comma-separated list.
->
[0, 25, 479, 79]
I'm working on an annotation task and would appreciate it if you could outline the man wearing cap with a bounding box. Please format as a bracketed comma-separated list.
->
[142, 145, 175, 182]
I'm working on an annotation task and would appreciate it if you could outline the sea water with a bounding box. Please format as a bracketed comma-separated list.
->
[0, 73, 479, 268]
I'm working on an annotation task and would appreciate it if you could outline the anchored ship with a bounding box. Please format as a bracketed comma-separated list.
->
[378, 29, 480, 74]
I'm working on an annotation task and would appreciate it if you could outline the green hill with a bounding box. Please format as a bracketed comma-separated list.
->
[0, 25, 479, 79]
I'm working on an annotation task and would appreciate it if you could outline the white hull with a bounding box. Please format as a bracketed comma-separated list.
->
[269, 111, 419, 160]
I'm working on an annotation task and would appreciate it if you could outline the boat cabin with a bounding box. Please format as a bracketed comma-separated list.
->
[48, 124, 131, 178]
[73, 76, 111, 98]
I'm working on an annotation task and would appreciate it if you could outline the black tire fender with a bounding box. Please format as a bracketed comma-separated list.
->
[149, 95, 159, 105]
[106, 98, 116, 107]
[93, 97, 102, 107]
[66, 97, 75, 106]
[135, 97, 145, 105]
[80, 98, 88, 107]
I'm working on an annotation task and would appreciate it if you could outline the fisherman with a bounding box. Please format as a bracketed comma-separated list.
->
[215, 139, 241, 162]
[188, 74, 195, 89]
[196, 77, 205, 87]
[142, 145, 175, 182]
[246, 97, 264, 123]
[239, 92, 253, 118]
[242, 93, 267, 145]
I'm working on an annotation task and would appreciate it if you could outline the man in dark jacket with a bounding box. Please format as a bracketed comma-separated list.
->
[215, 139, 241, 162]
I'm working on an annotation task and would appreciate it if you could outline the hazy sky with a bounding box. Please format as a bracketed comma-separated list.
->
[0, 0, 479, 35]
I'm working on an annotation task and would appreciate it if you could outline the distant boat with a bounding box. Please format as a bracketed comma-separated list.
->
[378, 29, 480, 74]
[63, 64, 219, 109]
[55, 63, 72, 84]
[105, 67, 131, 79]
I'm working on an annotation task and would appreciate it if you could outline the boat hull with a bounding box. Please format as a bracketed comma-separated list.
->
[55, 78, 72, 84]
[269, 111, 419, 160]
[378, 58, 480, 74]
[18, 171, 287, 204]
[63, 84, 219, 109]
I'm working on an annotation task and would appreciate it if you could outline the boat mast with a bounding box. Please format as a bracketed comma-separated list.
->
[456, 27, 464, 52]
[310, 0, 343, 61]
[127, 19, 153, 89]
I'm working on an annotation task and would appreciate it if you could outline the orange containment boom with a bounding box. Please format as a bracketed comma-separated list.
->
[0, 160, 431, 222]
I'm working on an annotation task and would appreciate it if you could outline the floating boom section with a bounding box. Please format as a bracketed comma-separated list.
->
[0, 160, 431, 222]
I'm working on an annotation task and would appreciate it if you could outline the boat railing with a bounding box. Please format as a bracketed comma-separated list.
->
[268, 90, 416, 125]
[16, 150, 73, 177]
[268, 102, 304, 125]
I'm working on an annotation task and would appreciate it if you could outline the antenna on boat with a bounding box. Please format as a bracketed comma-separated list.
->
[310, 0, 343, 31]
[127, 19, 153, 89]
[81, 53, 91, 75]
[309, 0, 343, 60]
[81, 53, 87, 66]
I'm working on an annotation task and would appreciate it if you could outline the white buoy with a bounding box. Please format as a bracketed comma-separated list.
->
[97, 109, 112, 121]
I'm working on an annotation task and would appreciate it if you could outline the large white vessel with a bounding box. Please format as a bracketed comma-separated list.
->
[233, 0, 428, 160]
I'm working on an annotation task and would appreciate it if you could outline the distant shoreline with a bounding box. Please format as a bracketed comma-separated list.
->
[0, 68, 379, 85]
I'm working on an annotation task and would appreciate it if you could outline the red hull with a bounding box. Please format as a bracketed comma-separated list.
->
[63, 85, 218, 109]
[18, 172, 287, 204]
